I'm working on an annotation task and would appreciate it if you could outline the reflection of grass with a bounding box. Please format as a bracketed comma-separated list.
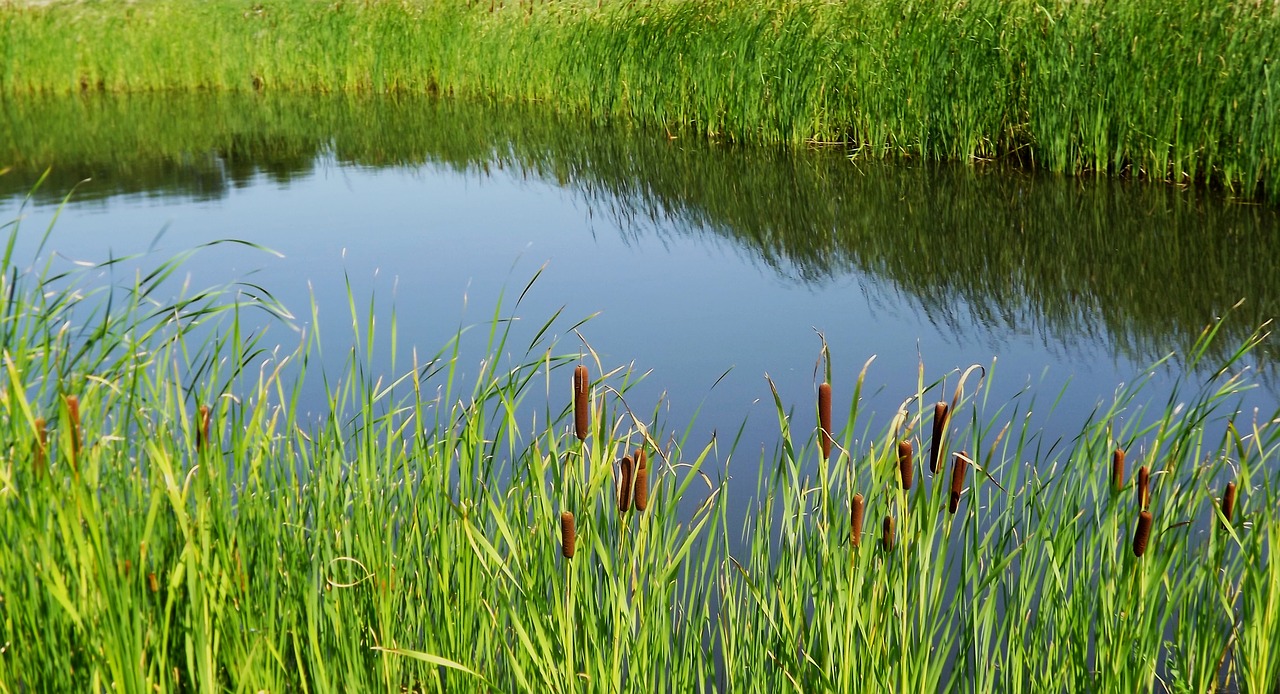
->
[1, 202, 1279, 690]
[3, 93, 1277, 373]
[2, 0, 1278, 200]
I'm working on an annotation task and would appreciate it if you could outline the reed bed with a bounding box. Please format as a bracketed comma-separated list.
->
[1, 0, 1278, 201]
[1, 202, 1279, 691]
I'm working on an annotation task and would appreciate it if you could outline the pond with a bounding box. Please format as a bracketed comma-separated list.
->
[2, 92, 1277, 471]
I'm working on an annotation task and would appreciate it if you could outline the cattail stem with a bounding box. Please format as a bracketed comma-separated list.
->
[33, 417, 47, 477]
[1133, 510, 1153, 558]
[65, 395, 80, 471]
[1137, 465, 1150, 511]
[572, 365, 589, 442]
[618, 456, 634, 513]
[929, 402, 948, 474]
[850, 493, 865, 548]
[1221, 481, 1237, 526]
[948, 451, 969, 514]
[898, 440, 914, 490]
[634, 448, 649, 512]
[197, 404, 211, 451]
[882, 515, 895, 552]
[1111, 448, 1125, 492]
[818, 382, 833, 461]
[560, 511, 576, 559]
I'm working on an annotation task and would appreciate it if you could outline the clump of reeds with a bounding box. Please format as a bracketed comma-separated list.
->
[33, 417, 47, 476]
[197, 404, 211, 451]
[1221, 481, 1237, 526]
[573, 365, 589, 441]
[930, 402, 948, 474]
[948, 451, 968, 514]
[633, 447, 649, 512]
[560, 511, 576, 559]
[618, 455, 634, 513]
[882, 515, 894, 552]
[1137, 465, 1150, 510]
[818, 382, 833, 461]
[898, 440, 913, 490]
[1133, 510, 1153, 558]
[850, 493, 865, 548]
[65, 394, 80, 470]
[1111, 448, 1125, 492]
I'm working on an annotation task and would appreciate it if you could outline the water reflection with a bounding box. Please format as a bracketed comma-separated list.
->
[2, 92, 1276, 375]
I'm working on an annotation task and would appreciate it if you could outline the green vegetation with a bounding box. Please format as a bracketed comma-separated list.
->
[1, 0, 1278, 201]
[3, 93, 1277, 374]
[1, 191, 1279, 691]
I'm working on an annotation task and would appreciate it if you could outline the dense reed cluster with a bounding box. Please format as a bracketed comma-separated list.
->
[0, 213, 1278, 691]
[1, 0, 1278, 201]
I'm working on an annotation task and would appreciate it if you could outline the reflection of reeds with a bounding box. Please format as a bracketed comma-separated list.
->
[949, 451, 968, 514]
[818, 382, 833, 461]
[930, 402, 948, 474]
[1137, 465, 1150, 510]
[898, 440, 913, 490]
[634, 448, 649, 512]
[618, 456, 634, 513]
[1133, 510, 1152, 558]
[560, 511, 576, 559]
[850, 493, 865, 547]
[1221, 481, 1237, 525]
[882, 515, 894, 552]
[1112, 448, 1125, 492]
[573, 365, 589, 441]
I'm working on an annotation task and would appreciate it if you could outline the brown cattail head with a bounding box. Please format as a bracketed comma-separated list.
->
[33, 417, 47, 476]
[930, 402, 949, 474]
[898, 440, 914, 490]
[1111, 448, 1125, 492]
[1221, 481, 1237, 525]
[197, 404, 212, 451]
[882, 515, 895, 552]
[850, 493, 865, 547]
[1132, 510, 1153, 558]
[65, 395, 81, 469]
[818, 382, 833, 461]
[1137, 465, 1150, 510]
[948, 451, 969, 514]
[618, 456, 634, 513]
[560, 511, 576, 559]
[633, 448, 649, 512]
[148, 572, 159, 593]
[573, 365, 589, 441]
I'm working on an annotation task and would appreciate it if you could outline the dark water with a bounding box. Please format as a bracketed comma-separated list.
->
[2, 93, 1278, 466]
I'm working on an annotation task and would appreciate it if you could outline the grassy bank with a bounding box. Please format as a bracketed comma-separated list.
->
[1, 0, 1278, 201]
[1, 197, 1279, 691]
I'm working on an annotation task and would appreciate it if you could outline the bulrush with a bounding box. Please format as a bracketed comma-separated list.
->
[1132, 510, 1153, 558]
[197, 404, 212, 451]
[560, 511, 576, 559]
[949, 451, 969, 514]
[850, 493, 865, 547]
[882, 515, 895, 552]
[929, 402, 948, 474]
[634, 448, 649, 512]
[818, 382, 833, 461]
[1137, 465, 1150, 510]
[898, 440, 914, 490]
[1221, 481, 1237, 525]
[573, 365, 589, 441]
[65, 395, 81, 470]
[618, 456, 634, 513]
[33, 417, 47, 476]
[1112, 448, 1125, 492]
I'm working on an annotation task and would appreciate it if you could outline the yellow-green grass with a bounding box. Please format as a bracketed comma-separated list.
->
[0, 0, 1277, 201]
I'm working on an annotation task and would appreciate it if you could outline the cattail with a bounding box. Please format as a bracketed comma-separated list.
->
[1137, 465, 1150, 510]
[618, 456, 634, 513]
[1221, 481, 1237, 525]
[929, 402, 948, 474]
[65, 395, 80, 470]
[634, 448, 649, 512]
[33, 417, 47, 476]
[148, 572, 159, 593]
[948, 451, 969, 514]
[882, 515, 895, 552]
[818, 382, 833, 461]
[560, 511, 576, 559]
[898, 440, 914, 490]
[1111, 448, 1125, 492]
[197, 404, 211, 451]
[850, 493, 865, 547]
[1132, 510, 1153, 558]
[573, 365, 589, 441]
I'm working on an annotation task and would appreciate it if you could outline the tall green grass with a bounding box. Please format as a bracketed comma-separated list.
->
[1, 0, 1277, 201]
[1, 195, 1278, 691]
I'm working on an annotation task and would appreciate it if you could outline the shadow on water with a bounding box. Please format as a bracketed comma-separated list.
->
[1, 91, 1277, 383]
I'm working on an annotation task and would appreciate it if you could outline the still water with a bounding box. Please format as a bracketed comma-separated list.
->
[2, 93, 1277, 467]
